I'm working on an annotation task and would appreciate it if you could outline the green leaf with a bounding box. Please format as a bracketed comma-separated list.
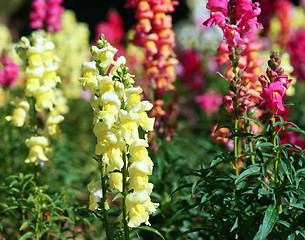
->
[210, 156, 224, 167]
[256, 142, 274, 148]
[288, 233, 295, 240]
[235, 165, 261, 184]
[296, 230, 305, 238]
[280, 158, 294, 184]
[19, 220, 32, 231]
[112, 192, 124, 201]
[279, 127, 305, 135]
[19, 232, 34, 240]
[253, 204, 278, 240]
[278, 220, 290, 228]
[134, 226, 165, 240]
[191, 180, 203, 196]
[230, 217, 239, 232]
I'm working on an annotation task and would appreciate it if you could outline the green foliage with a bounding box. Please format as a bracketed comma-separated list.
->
[177, 118, 305, 239]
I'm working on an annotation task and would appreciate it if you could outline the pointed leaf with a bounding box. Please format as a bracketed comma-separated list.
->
[19, 232, 34, 240]
[19, 220, 32, 231]
[134, 226, 165, 240]
[280, 158, 294, 184]
[253, 204, 278, 240]
[230, 217, 239, 232]
[235, 165, 261, 184]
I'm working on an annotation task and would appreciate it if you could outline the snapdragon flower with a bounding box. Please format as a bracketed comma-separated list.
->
[8, 32, 65, 165]
[82, 35, 158, 228]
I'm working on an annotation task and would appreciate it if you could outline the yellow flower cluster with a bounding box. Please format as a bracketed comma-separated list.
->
[0, 24, 12, 54]
[82, 35, 158, 228]
[49, 10, 90, 99]
[7, 32, 66, 165]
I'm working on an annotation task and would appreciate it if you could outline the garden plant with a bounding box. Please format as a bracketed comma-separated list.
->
[1, 0, 305, 239]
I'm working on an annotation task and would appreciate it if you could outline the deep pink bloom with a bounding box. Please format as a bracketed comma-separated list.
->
[203, 0, 228, 27]
[95, 10, 125, 43]
[177, 49, 204, 91]
[223, 95, 234, 114]
[195, 92, 223, 115]
[29, 0, 47, 29]
[29, 0, 64, 32]
[0, 56, 19, 89]
[260, 81, 285, 115]
[222, 24, 242, 48]
[287, 29, 305, 81]
[276, 74, 292, 90]
[95, 9, 125, 58]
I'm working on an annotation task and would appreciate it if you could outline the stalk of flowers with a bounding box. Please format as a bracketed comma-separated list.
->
[258, 52, 295, 211]
[204, 0, 263, 173]
[30, 0, 64, 33]
[125, 0, 179, 142]
[49, 10, 90, 99]
[80, 35, 158, 239]
[6, 33, 65, 165]
[258, 52, 302, 150]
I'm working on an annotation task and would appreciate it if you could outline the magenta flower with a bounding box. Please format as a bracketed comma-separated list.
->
[195, 92, 223, 115]
[203, 0, 228, 27]
[276, 74, 292, 90]
[29, 0, 64, 32]
[223, 95, 234, 114]
[0, 56, 19, 89]
[29, 0, 47, 29]
[260, 81, 285, 115]
[222, 24, 242, 47]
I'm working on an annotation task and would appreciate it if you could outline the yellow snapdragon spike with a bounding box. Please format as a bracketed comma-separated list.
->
[81, 34, 158, 228]
[48, 10, 90, 99]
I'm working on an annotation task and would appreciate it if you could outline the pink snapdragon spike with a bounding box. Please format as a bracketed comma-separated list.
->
[259, 52, 292, 116]
[29, 0, 47, 29]
[46, 0, 64, 32]
[0, 55, 19, 89]
[204, 0, 262, 49]
[260, 81, 285, 115]
[29, 0, 64, 32]
[195, 92, 223, 115]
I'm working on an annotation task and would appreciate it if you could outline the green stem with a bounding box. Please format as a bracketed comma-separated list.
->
[101, 163, 111, 240]
[29, 97, 38, 134]
[271, 117, 279, 184]
[234, 119, 239, 177]
[122, 152, 130, 240]
[245, 120, 255, 165]
[4, 89, 12, 174]
[271, 117, 282, 213]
